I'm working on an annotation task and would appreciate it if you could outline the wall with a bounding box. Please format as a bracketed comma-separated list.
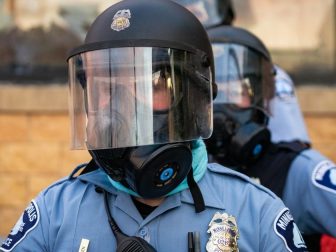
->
[0, 85, 90, 236]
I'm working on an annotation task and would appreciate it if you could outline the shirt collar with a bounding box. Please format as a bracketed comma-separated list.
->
[78, 168, 118, 194]
[78, 167, 225, 211]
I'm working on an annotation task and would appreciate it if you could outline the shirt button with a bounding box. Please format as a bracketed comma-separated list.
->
[139, 227, 148, 237]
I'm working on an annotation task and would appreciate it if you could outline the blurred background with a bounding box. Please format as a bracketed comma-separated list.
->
[0, 0, 335, 237]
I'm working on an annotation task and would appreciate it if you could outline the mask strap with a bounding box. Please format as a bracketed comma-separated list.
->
[187, 168, 205, 213]
[80, 159, 99, 175]
[68, 159, 99, 180]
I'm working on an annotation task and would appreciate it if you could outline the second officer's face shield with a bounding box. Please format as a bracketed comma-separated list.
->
[212, 43, 274, 111]
[68, 47, 213, 150]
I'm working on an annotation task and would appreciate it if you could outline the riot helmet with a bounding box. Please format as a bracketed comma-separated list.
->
[173, 0, 235, 28]
[205, 26, 275, 166]
[268, 65, 311, 145]
[67, 0, 215, 199]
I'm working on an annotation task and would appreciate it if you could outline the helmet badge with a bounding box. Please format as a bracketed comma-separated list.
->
[111, 9, 131, 31]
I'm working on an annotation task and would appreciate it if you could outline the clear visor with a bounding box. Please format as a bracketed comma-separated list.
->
[68, 47, 213, 150]
[212, 43, 274, 110]
[174, 0, 223, 27]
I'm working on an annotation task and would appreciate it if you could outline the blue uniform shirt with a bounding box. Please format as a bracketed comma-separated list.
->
[1, 164, 307, 252]
[283, 148, 336, 236]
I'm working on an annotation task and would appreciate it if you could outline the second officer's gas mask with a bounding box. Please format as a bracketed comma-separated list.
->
[205, 26, 275, 167]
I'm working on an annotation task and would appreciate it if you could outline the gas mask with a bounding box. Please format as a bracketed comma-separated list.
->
[90, 142, 192, 198]
[206, 104, 270, 166]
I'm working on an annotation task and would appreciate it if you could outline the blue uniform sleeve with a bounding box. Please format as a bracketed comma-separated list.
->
[259, 196, 307, 251]
[283, 149, 336, 236]
[0, 194, 49, 252]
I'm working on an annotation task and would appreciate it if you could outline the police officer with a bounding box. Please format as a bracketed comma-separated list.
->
[174, 0, 336, 248]
[1, 0, 306, 251]
[204, 24, 336, 251]
[262, 47, 336, 252]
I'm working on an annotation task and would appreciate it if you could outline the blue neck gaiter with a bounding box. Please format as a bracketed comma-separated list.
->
[108, 139, 208, 197]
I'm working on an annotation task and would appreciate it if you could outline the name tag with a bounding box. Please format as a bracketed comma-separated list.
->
[78, 238, 90, 252]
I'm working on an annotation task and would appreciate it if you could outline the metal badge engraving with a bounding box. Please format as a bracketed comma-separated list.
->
[111, 9, 131, 31]
[206, 212, 239, 252]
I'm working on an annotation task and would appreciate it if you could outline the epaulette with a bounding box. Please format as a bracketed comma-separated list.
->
[207, 163, 278, 199]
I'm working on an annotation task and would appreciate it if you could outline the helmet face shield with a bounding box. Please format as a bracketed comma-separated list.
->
[212, 43, 274, 110]
[68, 47, 213, 150]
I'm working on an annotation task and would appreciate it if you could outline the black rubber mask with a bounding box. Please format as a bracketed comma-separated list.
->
[90, 143, 192, 198]
[205, 104, 270, 167]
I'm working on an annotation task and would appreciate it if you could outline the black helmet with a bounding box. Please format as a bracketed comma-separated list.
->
[205, 26, 275, 167]
[68, 0, 215, 77]
[208, 26, 275, 110]
[68, 0, 216, 150]
[173, 0, 235, 28]
[208, 26, 271, 61]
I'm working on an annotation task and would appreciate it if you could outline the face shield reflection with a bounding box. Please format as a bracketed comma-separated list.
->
[212, 43, 274, 110]
[68, 47, 213, 150]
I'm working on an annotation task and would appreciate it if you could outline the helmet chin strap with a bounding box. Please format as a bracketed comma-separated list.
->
[187, 167, 205, 213]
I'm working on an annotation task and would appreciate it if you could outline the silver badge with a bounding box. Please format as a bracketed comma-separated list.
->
[111, 9, 131, 31]
[206, 212, 239, 252]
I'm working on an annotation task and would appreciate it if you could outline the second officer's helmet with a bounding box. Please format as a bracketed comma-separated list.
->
[206, 26, 275, 166]
[209, 26, 275, 110]
[67, 0, 216, 151]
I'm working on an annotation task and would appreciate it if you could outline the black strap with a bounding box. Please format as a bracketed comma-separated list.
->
[80, 159, 99, 175]
[242, 142, 309, 197]
[276, 141, 309, 153]
[187, 168, 205, 213]
[68, 159, 99, 179]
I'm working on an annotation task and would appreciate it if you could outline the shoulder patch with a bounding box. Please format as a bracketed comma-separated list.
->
[312, 160, 336, 194]
[274, 208, 307, 252]
[0, 200, 40, 252]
